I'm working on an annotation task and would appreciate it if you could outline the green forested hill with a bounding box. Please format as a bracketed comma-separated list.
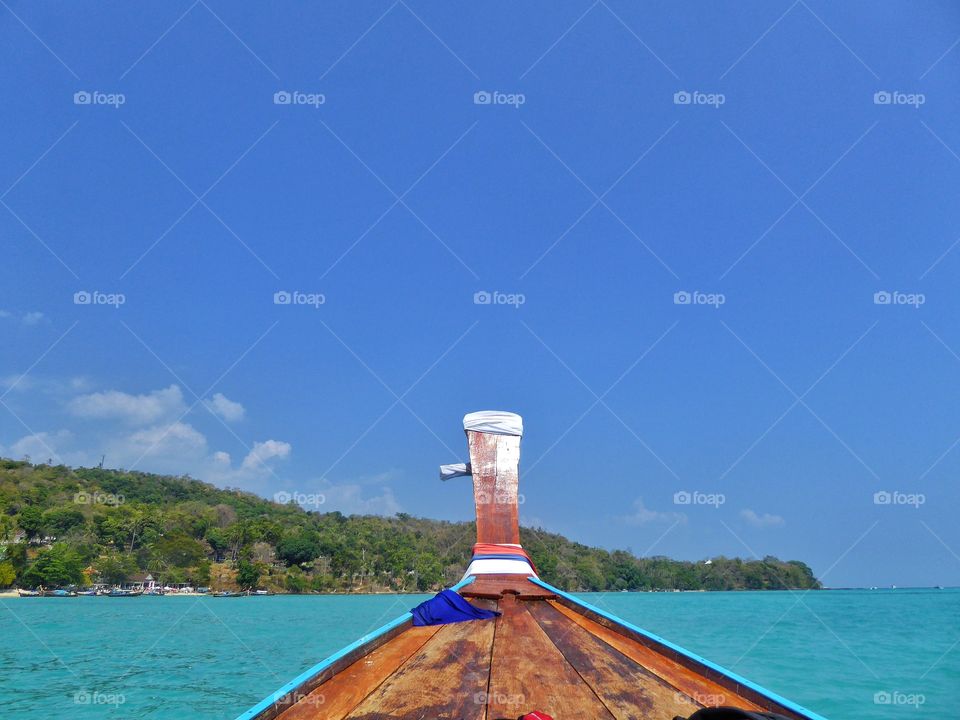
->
[0, 459, 820, 592]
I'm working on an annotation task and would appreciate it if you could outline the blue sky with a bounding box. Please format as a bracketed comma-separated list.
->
[2, 1, 960, 587]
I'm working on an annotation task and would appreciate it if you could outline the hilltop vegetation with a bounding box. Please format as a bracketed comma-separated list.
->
[0, 459, 820, 592]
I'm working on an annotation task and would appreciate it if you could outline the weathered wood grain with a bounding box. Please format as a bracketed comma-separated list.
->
[547, 600, 767, 713]
[255, 618, 417, 720]
[486, 595, 614, 720]
[345, 599, 498, 720]
[529, 601, 701, 718]
[467, 430, 521, 545]
[460, 575, 556, 600]
[276, 625, 442, 720]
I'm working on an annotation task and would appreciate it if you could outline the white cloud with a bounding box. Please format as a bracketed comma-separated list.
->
[1, 385, 294, 494]
[2, 376, 299, 504]
[70, 377, 92, 391]
[313, 479, 402, 516]
[204, 392, 245, 422]
[740, 508, 785, 528]
[1, 374, 92, 395]
[124, 421, 208, 459]
[241, 439, 291, 469]
[0, 374, 32, 393]
[201, 439, 293, 491]
[5, 430, 74, 462]
[95, 429, 292, 489]
[0, 309, 46, 325]
[271, 470, 404, 516]
[621, 497, 686, 526]
[69, 384, 186, 425]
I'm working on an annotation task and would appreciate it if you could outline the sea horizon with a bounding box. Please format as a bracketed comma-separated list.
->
[3, 589, 955, 719]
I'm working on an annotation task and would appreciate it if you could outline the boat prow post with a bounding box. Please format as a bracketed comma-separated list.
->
[453, 411, 540, 581]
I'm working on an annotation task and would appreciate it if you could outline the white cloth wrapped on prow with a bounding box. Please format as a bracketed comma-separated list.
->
[439, 463, 471, 481]
[462, 411, 523, 437]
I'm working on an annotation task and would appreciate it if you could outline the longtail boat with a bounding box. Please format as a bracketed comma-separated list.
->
[42, 588, 77, 597]
[106, 588, 142, 597]
[237, 411, 827, 720]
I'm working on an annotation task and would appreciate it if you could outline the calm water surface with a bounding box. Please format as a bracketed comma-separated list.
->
[1, 588, 956, 719]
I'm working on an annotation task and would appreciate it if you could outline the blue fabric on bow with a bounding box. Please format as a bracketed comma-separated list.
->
[410, 588, 501, 626]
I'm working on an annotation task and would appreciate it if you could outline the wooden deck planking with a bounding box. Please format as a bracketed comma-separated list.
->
[277, 625, 442, 720]
[548, 600, 767, 712]
[460, 574, 557, 600]
[486, 595, 615, 720]
[345, 599, 498, 720]
[274, 593, 770, 720]
[528, 601, 700, 719]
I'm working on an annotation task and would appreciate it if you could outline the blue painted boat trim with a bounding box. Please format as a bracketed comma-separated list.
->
[234, 576, 476, 720]
[528, 577, 829, 720]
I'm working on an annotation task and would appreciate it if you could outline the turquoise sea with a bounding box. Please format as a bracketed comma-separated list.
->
[1, 588, 956, 719]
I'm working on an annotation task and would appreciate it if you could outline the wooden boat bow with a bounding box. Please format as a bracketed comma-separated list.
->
[237, 411, 828, 720]
[457, 411, 551, 599]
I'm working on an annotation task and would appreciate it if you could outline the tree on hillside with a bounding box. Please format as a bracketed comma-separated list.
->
[0, 460, 821, 593]
[164, 502, 216, 540]
[0, 515, 15, 542]
[285, 565, 309, 593]
[43, 507, 86, 534]
[94, 504, 157, 551]
[413, 555, 443, 591]
[3, 543, 27, 576]
[214, 503, 237, 528]
[94, 552, 138, 585]
[190, 559, 212, 587]
[204, 527, 231, 562]
[17, 506, 44, 540]
[22, 544, 84, 588]
[277, 531, 321, 566]
[236, 560, 261, 589]
[119, 506, 153, 551]
[154, 534, 207, 567]
[228, 521, 256, 562]
[0, 561, 15, 587]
